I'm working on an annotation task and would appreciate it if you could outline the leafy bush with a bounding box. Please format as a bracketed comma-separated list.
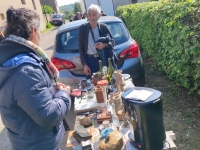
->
[63, 11, 73, 20]
[42, 5, 54, 14]
[46, 22, 53, 28]
[74, 2, 82, 13]
[116, 1, 200, 95]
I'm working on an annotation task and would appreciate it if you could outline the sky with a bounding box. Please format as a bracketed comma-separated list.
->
[57, 0, 78, 6]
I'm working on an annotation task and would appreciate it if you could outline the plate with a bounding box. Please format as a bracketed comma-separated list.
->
[112, 74, 130, 80]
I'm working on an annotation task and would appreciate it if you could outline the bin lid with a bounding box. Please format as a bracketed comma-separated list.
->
[121, 87, 161, 105]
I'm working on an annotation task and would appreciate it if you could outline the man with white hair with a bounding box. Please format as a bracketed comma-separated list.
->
[78, 4, 114, 79]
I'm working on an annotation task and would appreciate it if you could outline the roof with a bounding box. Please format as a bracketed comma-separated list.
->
[58, 16, 122, 32]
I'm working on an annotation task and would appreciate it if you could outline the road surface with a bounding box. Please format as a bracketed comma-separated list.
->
[40, 27, 59, 58]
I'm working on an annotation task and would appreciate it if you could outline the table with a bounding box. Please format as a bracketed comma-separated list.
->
[74, 78, 134, 114]
[66, 114, 138, 150]
[66, 78, 136, 150]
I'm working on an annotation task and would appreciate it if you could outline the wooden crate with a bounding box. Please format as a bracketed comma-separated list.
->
[163, 131, 177, 150]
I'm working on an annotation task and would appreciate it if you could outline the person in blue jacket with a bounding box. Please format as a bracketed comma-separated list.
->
[0, 7, 71, 150]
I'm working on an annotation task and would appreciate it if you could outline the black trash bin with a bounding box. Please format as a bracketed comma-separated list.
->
[122, 87, 166, 150]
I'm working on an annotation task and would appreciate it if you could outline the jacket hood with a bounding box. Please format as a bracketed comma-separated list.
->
[0, 40, 37, 65]
[0, 40, 40, 88]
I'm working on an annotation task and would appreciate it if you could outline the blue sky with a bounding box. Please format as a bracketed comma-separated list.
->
[57, 0, 78, 6]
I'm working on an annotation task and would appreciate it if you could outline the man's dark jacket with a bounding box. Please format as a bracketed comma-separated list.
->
[78, 22, 115, 66]
[0, 40, 71, 150]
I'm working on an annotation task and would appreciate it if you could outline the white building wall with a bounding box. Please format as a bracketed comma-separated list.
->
[0, 0, 46, 31]
[113, 0, 132, 11]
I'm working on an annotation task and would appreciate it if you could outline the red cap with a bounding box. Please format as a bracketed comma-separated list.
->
[97, 80, 108, 86]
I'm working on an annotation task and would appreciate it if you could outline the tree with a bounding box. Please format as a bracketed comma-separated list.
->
[62, 10, 73, 19]
[73, 2, 81, 13]
[42, 5, 54, 14]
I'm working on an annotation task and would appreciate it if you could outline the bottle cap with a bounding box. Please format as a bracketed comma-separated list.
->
[97, 80, 108, 86]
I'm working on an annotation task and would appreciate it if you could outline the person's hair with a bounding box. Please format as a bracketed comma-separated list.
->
[5, 7, 40, 40]
[87, 4, 101, 15]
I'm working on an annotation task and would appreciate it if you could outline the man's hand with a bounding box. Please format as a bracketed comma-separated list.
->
[84, 65, 91, 75]
[94, 42, 106, 50]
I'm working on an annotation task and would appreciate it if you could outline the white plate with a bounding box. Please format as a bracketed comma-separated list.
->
[112, 74, 130, 80]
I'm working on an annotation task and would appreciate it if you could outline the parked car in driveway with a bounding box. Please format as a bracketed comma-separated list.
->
[51, 16, 145, 89]
[50, 14, 65, 26]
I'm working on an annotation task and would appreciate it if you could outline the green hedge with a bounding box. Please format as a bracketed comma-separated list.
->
[116, 1, 200, 95]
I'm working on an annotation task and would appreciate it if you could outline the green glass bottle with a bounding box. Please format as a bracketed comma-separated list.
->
[107, 58, 115, 83]
[98, 60, 103, 73]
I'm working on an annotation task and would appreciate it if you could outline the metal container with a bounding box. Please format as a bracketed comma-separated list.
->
[122, 87, 166, 150]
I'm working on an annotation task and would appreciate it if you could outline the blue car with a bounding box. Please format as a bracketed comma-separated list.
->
[51, 16, 145, 89]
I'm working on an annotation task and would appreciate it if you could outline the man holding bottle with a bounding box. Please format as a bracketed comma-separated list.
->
[78, 4, 114, 79]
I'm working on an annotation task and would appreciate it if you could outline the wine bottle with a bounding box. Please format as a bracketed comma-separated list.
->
[107, 58, 115, 83]
[98, 60, 103, 73]
[102, 66, 107, 78]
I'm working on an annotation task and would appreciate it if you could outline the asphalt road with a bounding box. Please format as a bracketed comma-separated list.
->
[40, 27, 59, 58]
[0, 27, 76, 150]
[40, 26, 77, 150]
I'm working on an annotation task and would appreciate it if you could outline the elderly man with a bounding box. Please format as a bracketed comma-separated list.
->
[78, 4, 114, 79]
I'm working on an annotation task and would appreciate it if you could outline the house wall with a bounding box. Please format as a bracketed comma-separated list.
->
[138, 0, 150, 2]
[79, 0, 150, 15]
[0, 0, 46, 31]
[113, 0, 132, 11]
[79, 0, 86, 13]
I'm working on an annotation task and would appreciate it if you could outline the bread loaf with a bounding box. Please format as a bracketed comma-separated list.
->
[99, 130, 123, 150]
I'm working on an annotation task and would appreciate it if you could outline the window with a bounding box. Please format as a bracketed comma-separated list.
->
[52, 14, 61, 19]
[56, 22, 129, 53]
[57, 29, 79, 53]
[106, 22, 129, 46]
[32, 0, 37, 10]
[21, 0, 26, 5]
[0, 14, 5, 20]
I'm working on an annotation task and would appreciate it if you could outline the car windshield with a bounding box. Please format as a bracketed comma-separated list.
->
[56, 22, 129, 53]
[52, 14, 61, 18]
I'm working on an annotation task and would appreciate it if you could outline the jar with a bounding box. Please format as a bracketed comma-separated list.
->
[92, 73, 100, 86]
[95, 86, 105, 103]
[97, 80, 108, 102]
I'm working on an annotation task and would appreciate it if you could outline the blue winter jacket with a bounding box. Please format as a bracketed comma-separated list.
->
[0, 40, 71, 150]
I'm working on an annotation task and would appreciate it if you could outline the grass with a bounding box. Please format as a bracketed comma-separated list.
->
[41, 24, 55, 33]
[143, 55, 200, 150]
